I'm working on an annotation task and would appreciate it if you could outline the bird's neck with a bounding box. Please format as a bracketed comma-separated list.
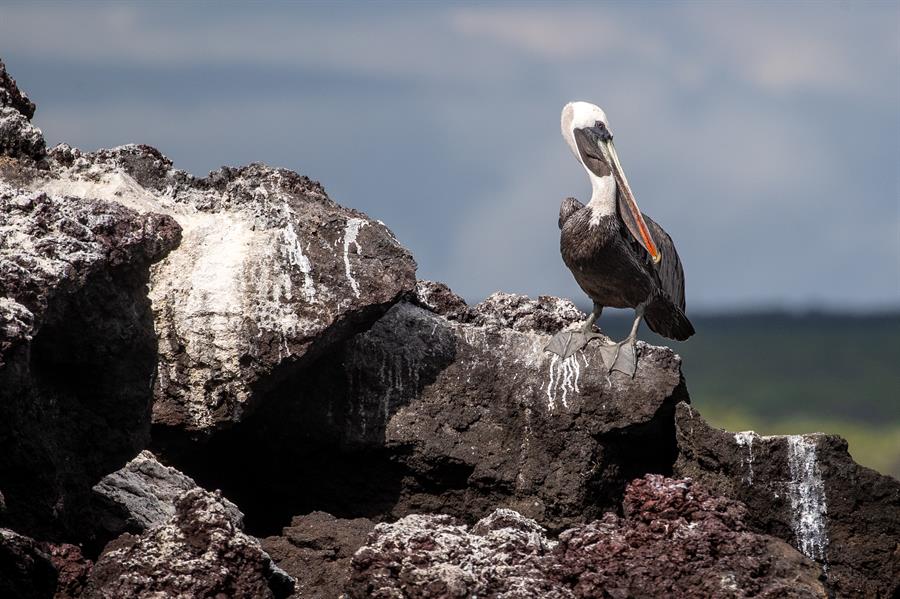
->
[586, 172, 616, 225]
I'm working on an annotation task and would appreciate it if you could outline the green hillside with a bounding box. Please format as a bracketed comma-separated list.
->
[602, 312, 900, 478]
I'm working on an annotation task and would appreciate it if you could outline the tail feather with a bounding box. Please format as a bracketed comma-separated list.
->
[644, 299, 695, 341]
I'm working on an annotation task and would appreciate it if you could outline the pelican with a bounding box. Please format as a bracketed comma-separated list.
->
[546, 101, 694, 374]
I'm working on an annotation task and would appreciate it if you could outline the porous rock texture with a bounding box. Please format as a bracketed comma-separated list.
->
[675, 402, 900, 599]
[348, 508, 563, 599]
[40, 542, 93, 599]
[84, 488, 293, 599]
[170, 290, 688, 535]
[261, 511, 374, 599]
[345, 475, 827, 598]
[91, 450, 242, 540]
[12, 142, 417, 436]
[0, 179, 181, 538]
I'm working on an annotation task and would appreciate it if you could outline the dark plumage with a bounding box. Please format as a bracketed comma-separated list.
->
[547, 101, 693, 370]
[558, 198, 694, 340]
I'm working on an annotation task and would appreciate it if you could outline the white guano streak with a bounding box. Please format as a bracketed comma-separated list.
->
[546, 353, 582, 411]
[786, 435, 828, 562]
[734, 431, 756, 485]
[343, 218, 369, 298]
[282, 218, 316, 303]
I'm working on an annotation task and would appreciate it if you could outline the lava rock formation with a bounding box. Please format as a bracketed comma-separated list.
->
[1, 57, 898, 598]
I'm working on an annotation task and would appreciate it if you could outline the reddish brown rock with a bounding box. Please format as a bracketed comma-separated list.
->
[674, 402, 900, 598]
[346, 475, 826, 598]
[262, 511, 374, 599]
[40, 543, 92, 599]
[550, 475, 825, 598]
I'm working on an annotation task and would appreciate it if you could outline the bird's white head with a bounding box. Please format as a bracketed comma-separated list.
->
[561, 101, 609, 160]
[559, 100, 661, 263]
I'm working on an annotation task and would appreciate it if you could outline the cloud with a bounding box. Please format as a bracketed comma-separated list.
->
[2, 1, 897, 310]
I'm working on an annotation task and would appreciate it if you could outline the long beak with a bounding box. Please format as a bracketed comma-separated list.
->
[601, 139, 661, 264]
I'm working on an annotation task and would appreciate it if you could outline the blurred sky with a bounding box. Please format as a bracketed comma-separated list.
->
[1, 1, 898, 311]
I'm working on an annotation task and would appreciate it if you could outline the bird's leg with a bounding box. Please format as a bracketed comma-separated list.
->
[600, 305, 644, 377]
[544, 302, 607, 358]
[581, 302, 603, 334]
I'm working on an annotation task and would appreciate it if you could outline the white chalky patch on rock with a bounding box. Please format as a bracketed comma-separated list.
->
[786, 435, 828, 562]
[734, 431, 756, 485]
[343, 217, 368, 297]
[37, 168, 177, 214]
[153, 211, 254, 428]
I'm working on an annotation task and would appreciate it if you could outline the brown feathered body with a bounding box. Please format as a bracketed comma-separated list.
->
[559, 198, 694, 340]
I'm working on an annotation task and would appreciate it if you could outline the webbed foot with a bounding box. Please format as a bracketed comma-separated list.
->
[597, 338, 637, 377]
[544, 330, 606, 359]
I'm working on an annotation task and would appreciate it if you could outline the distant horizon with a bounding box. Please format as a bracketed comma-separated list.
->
[2, 1, 897, 311]
[460, 294, 900, 318]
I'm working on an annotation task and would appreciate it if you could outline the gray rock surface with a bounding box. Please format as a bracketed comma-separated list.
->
[175, 292, 687, 534]
[13, 143, 417, 435]
[346, 475, 827, 599]
[0, 180, 180, 538]
[92, 450, 242, 539]
[674, 402, 900, 598]
[85, 488, 293, 599]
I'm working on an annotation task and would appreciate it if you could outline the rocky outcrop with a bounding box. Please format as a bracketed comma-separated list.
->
[91, 450, 242, 540]
[13, 143, 417, 436]
[262, 512, 374, 599]
[348, 509, 562, 599]
[84, 488, 293, 599]
[0, 59, 44, 160]
[169, 293, 687, 534]
[0, 180, 180, 538]
[2, 57, 896, 599]
[0, 528, 57, 599]
[346, 475, 827, 598]
[674, 402, 900, 598]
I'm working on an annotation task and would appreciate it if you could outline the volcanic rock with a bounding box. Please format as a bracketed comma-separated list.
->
[174, 294, 687, 534]
[12, 144, 417, 436]
[412, 280, 471, 321]
[91, 450, 242, 540]
[0, 59, 44, 160]
[0, 59, 35, 119]
[0, 181, 180, 538]
[0, 528, 57, 599]
[40, 543, 92, 599]
[348, 509, 564, 599]
[346, 475, 826, 598]
[84, 488, 293, 599]
[674, 402, 900, 598]
[261, 511, 375, 599]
